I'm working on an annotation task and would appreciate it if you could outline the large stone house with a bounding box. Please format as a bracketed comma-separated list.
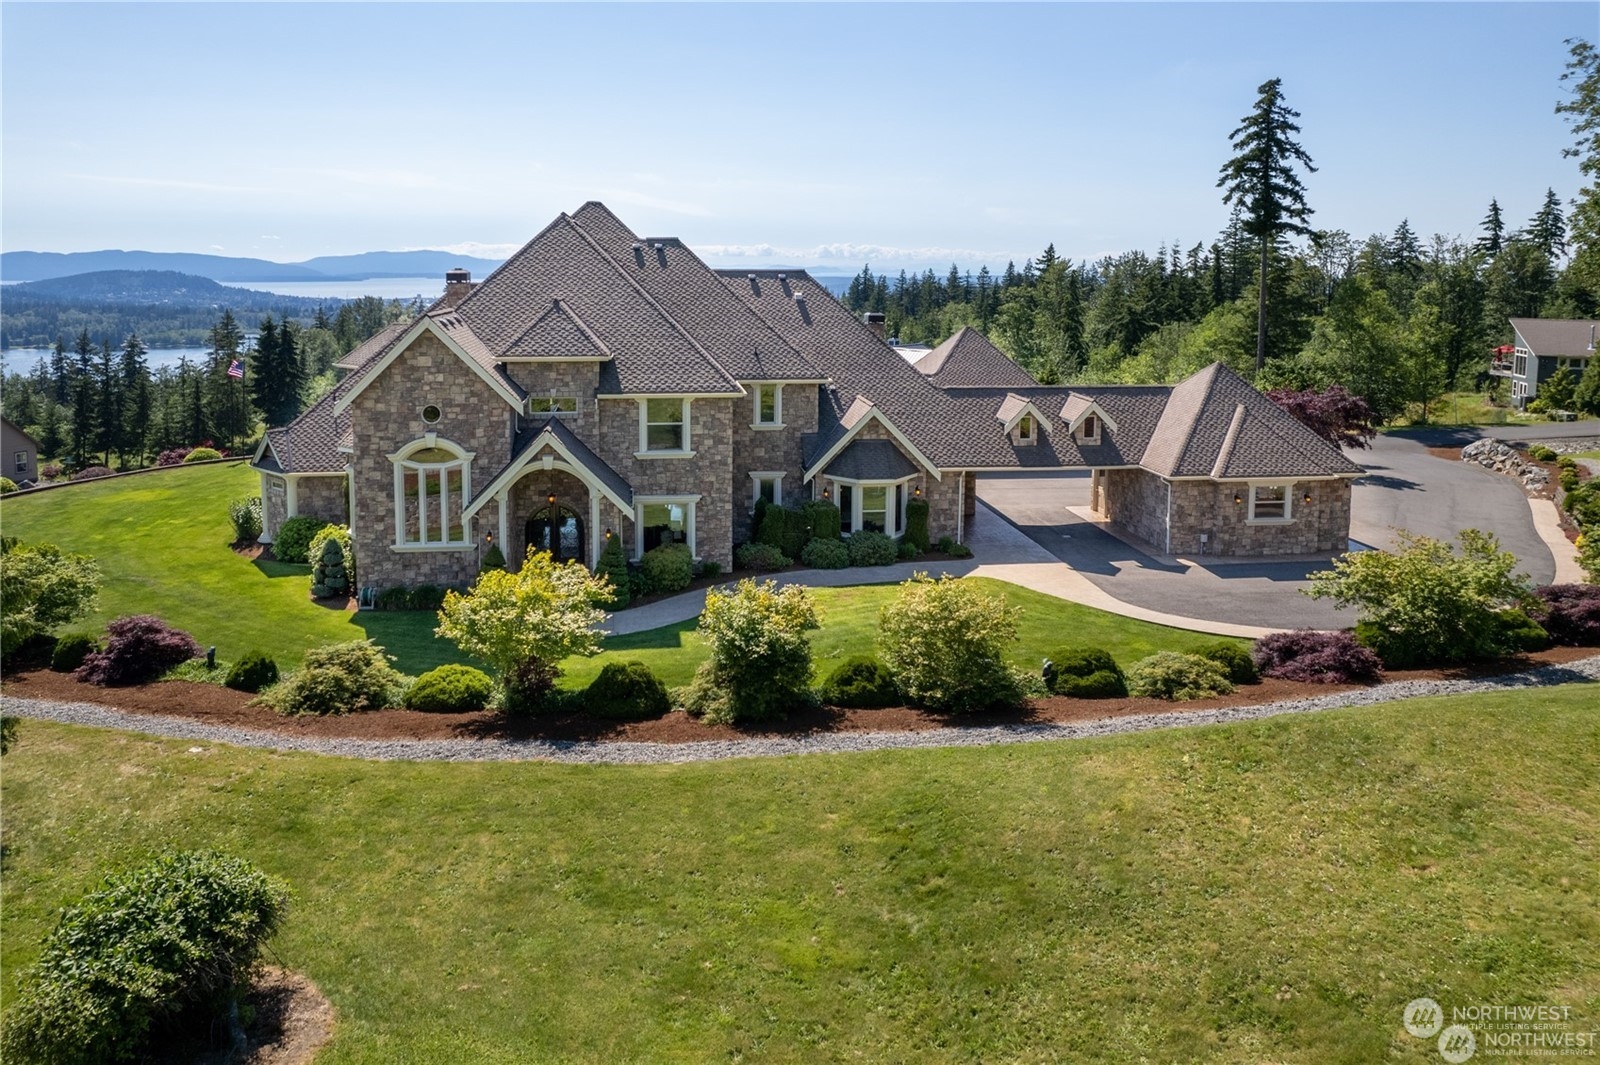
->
[252, 202, 1361, 593]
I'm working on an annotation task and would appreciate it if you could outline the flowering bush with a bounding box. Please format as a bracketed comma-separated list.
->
[681, 579, 819, 724]
[1253, 629, 1382, 684]
[435, 550, 611, 712]
[75, 615, 200, 686]
[877, 574, 1022, 712]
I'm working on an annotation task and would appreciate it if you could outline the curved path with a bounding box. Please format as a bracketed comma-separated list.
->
[6, 656, 1595, 765]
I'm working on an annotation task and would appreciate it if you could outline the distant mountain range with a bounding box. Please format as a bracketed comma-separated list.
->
[1, 248, 506, 284]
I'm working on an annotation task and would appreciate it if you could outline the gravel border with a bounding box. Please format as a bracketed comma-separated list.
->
[5, 656, 1598, 766]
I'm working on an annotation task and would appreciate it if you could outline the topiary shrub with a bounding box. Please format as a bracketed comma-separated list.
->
[800, 499, 842, 542]
[595, 532, 629, 607]
[584, 660, 671, 720]
[641, 542, 694, 594]
[735, 541, 790, 572]
[878, 574, 1022, 713]
[50, 632, 99, 674]
[817, 655, 901, 708]
[1046, 647, 1128, 698]
[71, 465, 112, 481]
[310, 537, 349, 600]
[1529, 445, 1558, 462]
[404, 664, 496, 713]
[1493, 608, 1551, 653]
[1253, 629, 1382, 684]
[307, 525, 355, 593]
[480, 543, 507, 573]
[75, 615, 200, 686]
[800, 537, 850, 569]
[182, 446, 223, 462]
[1197, 641, 1259, 684]
[270, 516, 329, 564]
[0, 477, 17, 494]
[756, 505, 809, 561]
[258, 640, 406, 715]
[224, 651, 279, 693]
[0, 850, 289, 1065]
[1530, 583, 1600, 646]
[847, 530, 898, 567]
[227, 495, 262, 543]
[1126, 652, 1234, 701]
[903, 497, 930, 552]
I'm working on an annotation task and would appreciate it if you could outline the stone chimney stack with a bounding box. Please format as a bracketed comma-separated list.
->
[862, 311, 886, 341]
[442, 268, 476, 308]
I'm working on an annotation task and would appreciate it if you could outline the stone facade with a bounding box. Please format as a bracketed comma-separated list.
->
[296, 474, 349, 525]
[730, 383, 817, 543]
[1102, 468, 1352, 557]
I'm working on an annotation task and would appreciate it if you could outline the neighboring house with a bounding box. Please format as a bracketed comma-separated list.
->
[2, 415, 39, 484]
[1491, 317, 1598, 407]
[252, 202, 1362, 593]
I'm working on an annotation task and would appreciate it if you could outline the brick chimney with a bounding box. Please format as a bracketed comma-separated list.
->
[441, 268, 475, 308]
[862, 311, 886, 340]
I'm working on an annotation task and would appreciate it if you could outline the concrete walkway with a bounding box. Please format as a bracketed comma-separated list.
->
[1531, 499, 1588, 585]
[608, 503, 1280, 640]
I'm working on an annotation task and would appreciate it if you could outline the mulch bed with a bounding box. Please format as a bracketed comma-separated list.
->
[6, 646, 1594, 746]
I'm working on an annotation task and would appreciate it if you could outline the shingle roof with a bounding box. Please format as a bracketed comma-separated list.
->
[258, 390, 348, 475]
[822, 439, 920, 481]
[1510, 318, 1600, 358]
[503, 299, 611, 360]
[333, 319, 410, 371]
[474, 416, 632, 512]
[914, 326, 1040, 388]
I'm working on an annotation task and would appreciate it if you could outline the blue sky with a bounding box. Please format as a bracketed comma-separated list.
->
[1, 2, 1593, 272]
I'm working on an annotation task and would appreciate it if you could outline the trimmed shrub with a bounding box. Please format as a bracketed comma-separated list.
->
[75, 615, 200, 686]
[1493, 608, 1551, 653]
[1557, 454, 1579, 470]
[682, 579, 819, 724]
[847, 530, 898, 567]
[227, 495, 262, 543]
[1198, 641, 1260, 684]
[903, 498, 930, 552]
[756, 505, 810, 561]
[735, 541, 790, 572]
[310, 536, 350, 600]
[1046, 647, 1128, 698]
[405, 664, 496, 713]
[584, 660, 671, 720]
[936, 534, 956, 554]
[409, 584, 447, 612]
[817, 655, 901, 708]
[71, 465, 112, 480]
[1127, 652, 1234, 701]
[373, 586, 411, 611]
[0, 850, 289, 1065]
[0, 477, 16, 494]
[259, 640, 406, 715]
[1050, 647, 1120, 681]
[1253, 629, 1383, 684]
[1529, 444, 1558, 462]
[641, 542, 694, 594]
[949, 542, 973, 559]
[878, 574, 1022, 712]
[271, 516, 330, 564]
[480, 543, 507, 573]
[699, 560, 722, 579]
[50, 632, 99, 673]
[11, 632, 59, 669]
[800, 499, 842, 542]
[1530, 583, 1600, 646]
[224, 651, 279, 693]
[182, 446, 223, 463]
[156, 446, 192, 466]
[800, 537, 850, 569]
[40, 462, 64, 481]
[896, 539, 921, 560]
[307, 524, 355, 592]
[595, 532, 628, 606]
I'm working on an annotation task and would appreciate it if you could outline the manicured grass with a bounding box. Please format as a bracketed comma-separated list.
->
[1, 463, 1241, 683]
[3, 686, 1596, 1062]
[1388, 391, 1538, 428]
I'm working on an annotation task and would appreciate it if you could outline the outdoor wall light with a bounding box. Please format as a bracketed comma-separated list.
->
[914, 485, 923, 497]
[604, 527, 613, 539]
[547, 493, 557, 505]
[1303, 491, 1313, 504]
[823, 487, 831, 500]
[1234, 493, 1243, 505]
[485, 532, 493, 545]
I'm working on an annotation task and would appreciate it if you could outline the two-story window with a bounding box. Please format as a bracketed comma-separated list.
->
[638, 398, 692, 456]
[1514, 350, 1529, 377]
[390, 439, 474, 547]
[752, 383, 783, 429]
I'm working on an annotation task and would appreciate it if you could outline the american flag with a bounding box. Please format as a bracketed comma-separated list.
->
[227, 359, 244, 379]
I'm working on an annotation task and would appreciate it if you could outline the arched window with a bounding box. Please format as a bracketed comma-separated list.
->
[391, 439, 473, 547]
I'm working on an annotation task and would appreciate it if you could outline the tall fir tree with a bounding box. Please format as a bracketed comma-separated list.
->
[250, 316, 280, 422]
[49, 336, 71, 403]
[1556, 38, 1600, 306]
[206, 309, 249, 449]
[1526, 187, 1569, 263]
[1476, 198, 1506, 257]
[93, 340, 120, 465]
[36, 398, 65, 462]
[1217, 77, 1317, 371]
[68, 330, 97, 469]
[119, 333, 152, 466]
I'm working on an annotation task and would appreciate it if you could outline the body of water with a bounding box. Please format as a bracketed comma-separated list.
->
[4, 346, 218, 371]
[233, 276, 444, 300]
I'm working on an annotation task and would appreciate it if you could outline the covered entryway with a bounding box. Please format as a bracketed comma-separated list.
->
[524, 503, 586, 566]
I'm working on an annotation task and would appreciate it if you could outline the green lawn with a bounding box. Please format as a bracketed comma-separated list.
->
[0, 463, 1240, 683]
[3, 686, 1596, 1062]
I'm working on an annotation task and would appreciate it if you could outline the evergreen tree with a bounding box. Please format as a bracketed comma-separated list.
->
[1036, 243, 1058, 274]
[1557, 38, 1600, 305]
[250, 316, 280, 421]
[36, 398, 65, 461]
[68, 330, 97, 468]
[181, 360, 208, 445]
[1526, 187, 1569, 262]
[1217, 77, 1318, 371]
[206, 310, 249, 449]
[118, 333, 152, 466]
[1476, 198, 1506, 257]
[49, 336, 70, 403]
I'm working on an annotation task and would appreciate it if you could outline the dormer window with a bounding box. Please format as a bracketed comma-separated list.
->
[1019, 415, 1034, 441]
[1076, 414, 1101, 445]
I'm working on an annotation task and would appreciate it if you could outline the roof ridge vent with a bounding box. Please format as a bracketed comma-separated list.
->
[776, 272, 787, 281]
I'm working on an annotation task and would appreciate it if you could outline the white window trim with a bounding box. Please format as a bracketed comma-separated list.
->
[1075, 415, 1101, 445]
[527, 393, 581, 417]
[751, 383, 784, 430]
[750, 471, 785, 510]
[634, 494, 700, 561]
[1246, 483, 1294, 525]
[829, 475, 916, 538]
[636, 397, 695, 458]
[389, 435, 475, 548]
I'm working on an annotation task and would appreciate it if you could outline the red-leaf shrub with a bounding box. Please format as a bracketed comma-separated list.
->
[1265, 385, 1376, 450]
[157, 447, 193, 466]
[71, 466, 113, 481]
[75, 615, 201, 686]
[1253, 629, 1382, 685]
[1530, 584, 1600, 646]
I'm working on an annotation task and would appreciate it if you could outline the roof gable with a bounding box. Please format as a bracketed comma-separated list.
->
[995, 393, 1056, 433]
[503, 299, 612, 360]
[914, 327, 1039, 388]
[333, 314, 525, 415]
[1510, 318, 1600, 358]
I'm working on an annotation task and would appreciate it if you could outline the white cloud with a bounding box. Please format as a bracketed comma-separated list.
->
[696, 242, 1014, 267]
[403, 241, 524, 259]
